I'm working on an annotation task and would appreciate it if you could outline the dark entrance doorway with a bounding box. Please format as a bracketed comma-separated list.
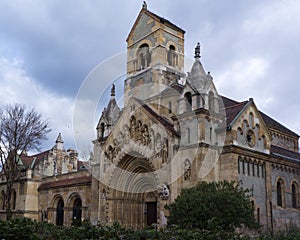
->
[56, 199, 64, 226]
[72, 198, 82, 223]
[146, 202, 157, 226]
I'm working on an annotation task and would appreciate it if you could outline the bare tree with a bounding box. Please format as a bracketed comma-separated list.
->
[0, 104, 50, 220]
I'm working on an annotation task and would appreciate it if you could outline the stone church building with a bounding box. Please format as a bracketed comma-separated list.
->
[0, 3, 299, 232]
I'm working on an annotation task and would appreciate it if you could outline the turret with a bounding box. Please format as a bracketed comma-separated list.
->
[96, 84, 121, 139]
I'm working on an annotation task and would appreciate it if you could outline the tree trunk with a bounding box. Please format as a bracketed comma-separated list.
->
[6, 181, 12, 220]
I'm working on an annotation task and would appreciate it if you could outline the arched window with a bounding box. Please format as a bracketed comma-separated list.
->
[137, 44, 151, 70]
[168, 101, 172, 113]
[292, 183, 297, 208]
[167, 45, 178, 67]
[100, 123, 105, 138]
[73, 198, 82, 223]
[184, 92, 192, 111]
[277, 180, 284, 207]
[56, 198, 64, 226]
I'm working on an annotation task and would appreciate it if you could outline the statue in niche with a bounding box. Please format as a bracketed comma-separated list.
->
[112, 139, 120, 158]
[105, 145, 114, 161]
[129, 116, 136, 139]
[142, 125, 150, 145]
[137, 121, 143, 142]
[162, 138, 168, 163]
[184, 159, 191, 181]
[123, 125, 130, 144]
[149, 129, 155, 150]
[156, 135, 162, 156]
[117, 131, 123, 146]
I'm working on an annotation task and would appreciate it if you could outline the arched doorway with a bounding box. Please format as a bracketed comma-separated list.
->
[109, 152, 158, 228]
[56, 198, 64, 226]
[72, 198, 82, 223]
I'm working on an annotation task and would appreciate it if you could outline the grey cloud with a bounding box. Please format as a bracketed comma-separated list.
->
[0, 0, 299, 145]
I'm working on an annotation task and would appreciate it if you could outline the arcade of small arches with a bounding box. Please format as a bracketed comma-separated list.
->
[44, 193, 85, 226]
[238, 157, 265, 178]
[178, 90, 219, 115]
[133, 42, 179, 71]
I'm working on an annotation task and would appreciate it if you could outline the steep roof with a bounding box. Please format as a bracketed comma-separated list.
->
[161, 82, 184, 96]
[223, 100, 248, 126]
[38, 175, 92, 191]
[19, 150, 50, 169]
[260, 111, 299, 137]
[271, 145, 300, 162]
[126, 5, 185, 42]
[134, 98, 180, 137]
[221, 96, 299, 137]
[97, 85, 121, 128]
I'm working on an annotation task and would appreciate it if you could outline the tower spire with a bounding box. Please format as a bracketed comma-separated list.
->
[111, 84, 115, 97]
[194, 42, 201, 60]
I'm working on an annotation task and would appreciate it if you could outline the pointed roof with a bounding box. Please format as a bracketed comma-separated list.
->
[186, 43, 212, 92]
[222, 96, 299, 137]
[134, 98, 180, 137]
[97, 85, 121, 128]
[223, 100, 249, 126]
[19, 150, 50, 169]
[126, 3, 185, 42]
[161, 82, 184, 96]
[55, 133, 64, 144]
[260, 111, 299, 137]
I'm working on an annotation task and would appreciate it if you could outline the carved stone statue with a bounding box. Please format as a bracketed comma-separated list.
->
[184, 159, 191, 181]
[142, 125, 150, 145]
[130, 116, 136, 139]
[156, 134, 162, 156]
[124, 125, 130, 144]
[158, 184, 169, 200]
[117, 131, 123, 146]
[162, 138, 168, 163]
[137, 121, 143, 142]
[149, 129, 154, 150]
[112, 139, 120, 158]
[106, 145, 114, 161]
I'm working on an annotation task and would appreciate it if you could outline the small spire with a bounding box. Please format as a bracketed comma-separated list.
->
[207, 71, 213, 81]
[194, 42, 201, 60]
[142, 1, 147, 10]
[56, 133, 64, 143]
[111, 84, 115, 97]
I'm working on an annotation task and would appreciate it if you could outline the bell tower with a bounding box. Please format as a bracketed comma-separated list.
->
[124, 2, 185, 105]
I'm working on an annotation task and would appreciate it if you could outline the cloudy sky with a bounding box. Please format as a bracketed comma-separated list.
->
[0, 0, 299, 154]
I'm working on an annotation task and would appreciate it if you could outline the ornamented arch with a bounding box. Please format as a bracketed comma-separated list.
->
[51, 194, 64, 208]
[109, 151, 158, 194]
[106, 151, 160, 228]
